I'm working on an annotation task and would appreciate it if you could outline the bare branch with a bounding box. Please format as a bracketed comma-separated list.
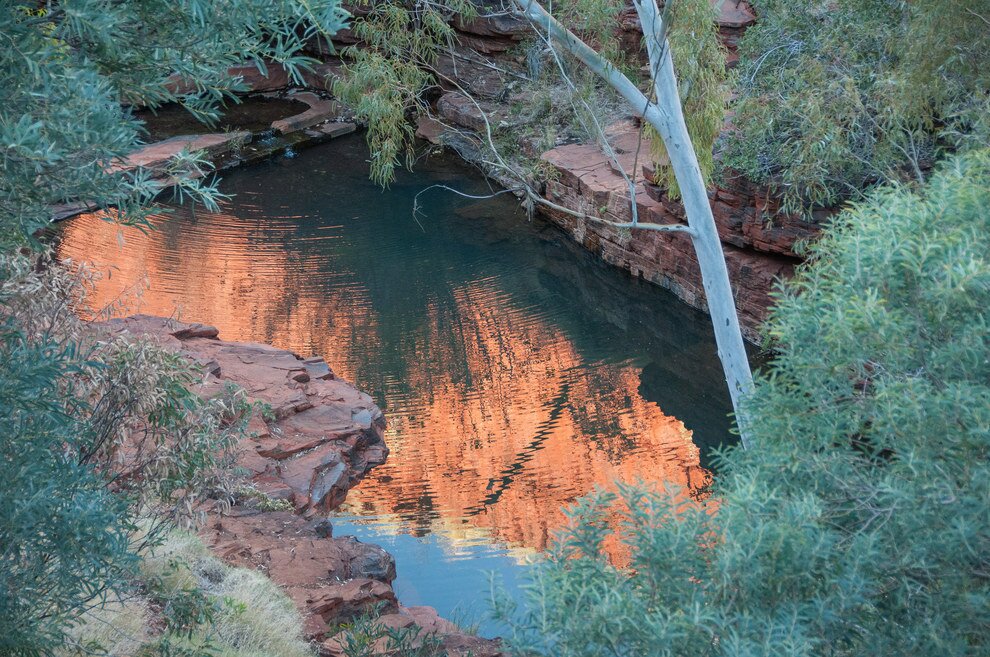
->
[413, 184, 694, 235]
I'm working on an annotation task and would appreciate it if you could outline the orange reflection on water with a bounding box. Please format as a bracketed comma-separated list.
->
[344, 277, 710, 554]
[57, 208, 379, 383]
[58, 206, 710, 556]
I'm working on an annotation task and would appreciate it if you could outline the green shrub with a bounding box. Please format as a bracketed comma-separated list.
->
[0, 0, 346, 248]
[0, 253, 252, 655]
[0, 317, 137, 656]
[723, 0, 990, 213]
[499, 150, 990, 656]
[1, 1, 347, 653]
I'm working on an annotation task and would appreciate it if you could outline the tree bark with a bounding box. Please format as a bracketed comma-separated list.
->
[512, 0, 755, 448]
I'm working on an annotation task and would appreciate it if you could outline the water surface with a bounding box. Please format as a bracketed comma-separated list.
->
[57, 136, 736, 634]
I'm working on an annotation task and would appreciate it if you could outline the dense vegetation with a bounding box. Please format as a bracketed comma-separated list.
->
[0, 0, 346, 248]
[724, 0, 990, 213]
[336, 0, 727, 192]
[497, 149, 990, 655]
[0, 253, 253, 655]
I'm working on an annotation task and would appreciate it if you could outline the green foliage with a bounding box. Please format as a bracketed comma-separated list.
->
[0, 316, 136, 657]
[499, 150, 990, 655]
[2, 1, 347, 651]
[0, 253, 253, 655]
[0, 0, 346, 247]
[334, 0, 478, 186]
[331, 608, 443, 657]
[0, 256, 248, 655]
[647, 0, 727, 195]
[338, 0, 724, 193]
[724, 0, 990, 213]
[551, 0, 625, 64]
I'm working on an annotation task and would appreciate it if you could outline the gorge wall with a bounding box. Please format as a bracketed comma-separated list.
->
[412, 0, 827, 341]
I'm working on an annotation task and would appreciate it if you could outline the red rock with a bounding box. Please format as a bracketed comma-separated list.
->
[227, 62, 291, 92]
[454, 33, 518, 54]
[713, 0, 757, 28]
[301, 61, 345, 92]
[433, 51, 510, 99]
[455, 14, 529, 39]
[307, 578, 398, 622]
[437, 92, 489, 132]
[165, 61, 290, 96]
[271, 92, 339, 134]
[94, 314, 388, 515]
[539, 122, 817, 339]
[416, 116, 446, 144]
[245, 409, 271, 439]
[255, 436, 328, 460]
[170, 322, 220, 340]
[303, 356, 335, 380]
[113, 132, 251, 176]
[251, 476, 295, 501]
[336, 536, 396, 583]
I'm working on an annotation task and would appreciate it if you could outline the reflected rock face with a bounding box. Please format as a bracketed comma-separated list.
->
[57, 141, 730, 557]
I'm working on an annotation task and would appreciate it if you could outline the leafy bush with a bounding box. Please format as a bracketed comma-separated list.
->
[499, 150, 990, 656]
[2, 1, 348, 651]
[0, 314, 136, 656]
[723, 0, 990, 213]
[0, 0, 346, 248]
[0, 253, 252, 655]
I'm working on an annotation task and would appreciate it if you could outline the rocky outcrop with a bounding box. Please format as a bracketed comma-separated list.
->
[270, 92, 344, 134]
[97, 315, 388, 512]
[112, 132, 251, 176]
[538, 121, 818, 339]
[53, 86, 356, 224]
[96, 315, 499, 655]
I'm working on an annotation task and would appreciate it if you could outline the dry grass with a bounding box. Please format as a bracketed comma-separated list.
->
[61, 527, 314, 657]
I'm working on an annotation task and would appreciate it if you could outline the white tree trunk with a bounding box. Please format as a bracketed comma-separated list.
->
[512, 0, 755, 448]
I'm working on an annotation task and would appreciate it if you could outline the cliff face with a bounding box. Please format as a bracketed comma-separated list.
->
[538, 121, 821, 341]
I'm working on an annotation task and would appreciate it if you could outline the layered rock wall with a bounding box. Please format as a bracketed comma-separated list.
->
[538, 121, 821, 340]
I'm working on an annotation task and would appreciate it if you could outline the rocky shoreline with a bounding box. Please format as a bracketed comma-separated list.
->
[99, 315, 500, 656]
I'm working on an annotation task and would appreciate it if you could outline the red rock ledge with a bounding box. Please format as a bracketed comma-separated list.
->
[97, 315, 501, 657]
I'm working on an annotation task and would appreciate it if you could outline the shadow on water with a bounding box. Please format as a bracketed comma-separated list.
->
[56, 135, 747, 635]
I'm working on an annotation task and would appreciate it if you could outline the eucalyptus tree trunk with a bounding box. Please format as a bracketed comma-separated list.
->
[511, 0, 755, 448]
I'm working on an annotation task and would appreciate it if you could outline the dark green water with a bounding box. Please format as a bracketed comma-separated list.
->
[58, 135, 737, 635]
